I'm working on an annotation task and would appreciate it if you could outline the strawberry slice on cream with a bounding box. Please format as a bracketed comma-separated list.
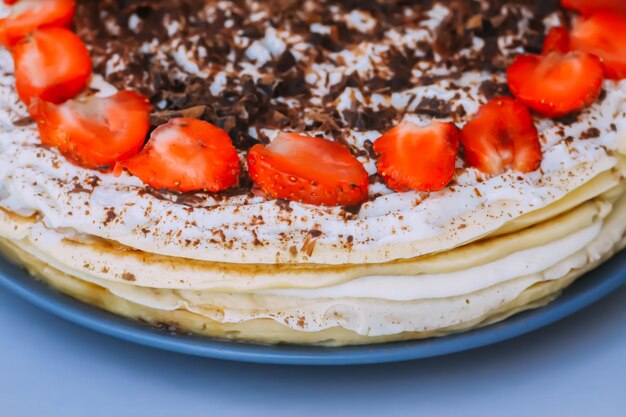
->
[118, 118, 240, 193]
[460, 97, 542, 175]
[13, 27, 91, 105]
[561, 0, 626, 16]
[374, 121, 460, 193]
[507, 51, 604, 117]
[248, 133, 369, 206]
[570, 12, 626, 80]
[30, 91, 152, 171]
[543, 27, 570, 54]
[0, 0, 75, 46]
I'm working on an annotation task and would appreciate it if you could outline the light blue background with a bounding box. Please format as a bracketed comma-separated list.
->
[1, 285, 625, 417]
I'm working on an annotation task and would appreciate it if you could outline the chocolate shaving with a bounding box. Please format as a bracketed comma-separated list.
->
[580, 127, 601, 140]
[12, 116, 35, 126]
[413, 97, 454, 118]
[300, 235, 318, 257]
[150, 105, 208, 126]
[478, 80, 511, 100]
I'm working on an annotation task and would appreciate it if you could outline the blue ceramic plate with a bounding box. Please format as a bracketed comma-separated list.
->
[0, 250, 624, 365]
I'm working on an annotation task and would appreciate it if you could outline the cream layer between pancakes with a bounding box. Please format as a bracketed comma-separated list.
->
[1, 189, 625, 337]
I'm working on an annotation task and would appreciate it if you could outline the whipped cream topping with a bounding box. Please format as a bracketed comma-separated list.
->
[0, 1, 625, 265]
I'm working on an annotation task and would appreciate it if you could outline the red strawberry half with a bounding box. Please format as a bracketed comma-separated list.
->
[562, 0, 626, 16]
[460, 97, 542, 175]
[31, 91, 152, 170]
[248, 133, 369, 206]
[570, 12, 626, 79]
[543, 27, 570, 54]
[119, 118, 240, 193]
[0, 0, 75, 46]
[13, 27, 91, 105]
[373, 121, 460, 192]
[507, 51, 604, 117]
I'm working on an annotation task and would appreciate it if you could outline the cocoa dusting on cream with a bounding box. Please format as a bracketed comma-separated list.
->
[74, 0, 560, 146]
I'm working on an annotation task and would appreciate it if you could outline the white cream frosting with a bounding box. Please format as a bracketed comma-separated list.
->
[0, 2, 625, 265]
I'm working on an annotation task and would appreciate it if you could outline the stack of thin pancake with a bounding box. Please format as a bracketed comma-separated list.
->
[0, 0, 624, 345]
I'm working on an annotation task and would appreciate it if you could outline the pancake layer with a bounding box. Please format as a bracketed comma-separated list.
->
[1, 183, 624, 344]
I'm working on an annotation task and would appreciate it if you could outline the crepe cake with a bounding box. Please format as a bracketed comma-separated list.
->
[0, 0, 624, 345]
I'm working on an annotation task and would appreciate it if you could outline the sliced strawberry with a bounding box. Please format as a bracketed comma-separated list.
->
[571, 12, 626, 79]
[543, 27, 570, 54]
[13, 27, 91, 105]
[247, 133, 368, 206]
[118, 118, 240, 193]
[373, 121, 460, 193]
[0, 0, 75, 47]
[562, 0, 626, 16]
[30, 91, 151, 170]
[506, 51, 604, 117]
[460, 97, 542, 175]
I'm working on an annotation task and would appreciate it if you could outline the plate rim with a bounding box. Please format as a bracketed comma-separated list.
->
[0, 251, 624, 366]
